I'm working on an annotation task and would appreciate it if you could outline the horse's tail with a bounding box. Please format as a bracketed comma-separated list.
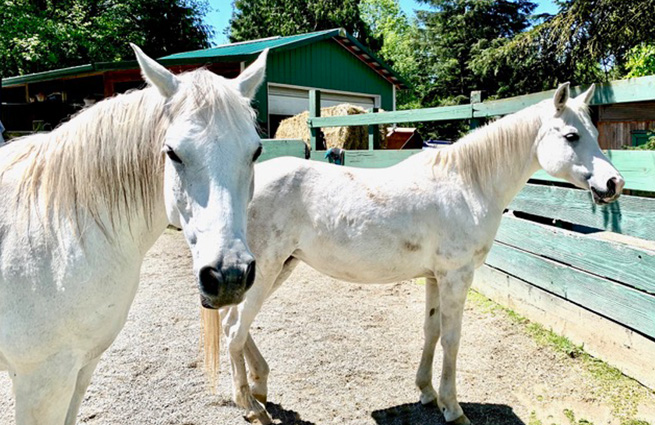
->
[201, 307, 221, 392]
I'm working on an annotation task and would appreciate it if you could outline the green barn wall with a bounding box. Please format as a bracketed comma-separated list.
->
[252, 39, 395, 136]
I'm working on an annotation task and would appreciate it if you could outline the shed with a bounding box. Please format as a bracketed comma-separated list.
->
[1, 29, 406, 138]
[596, 101, 655, 149]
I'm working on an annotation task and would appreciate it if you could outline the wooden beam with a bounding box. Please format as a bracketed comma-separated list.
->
[509, 184, 655, 241]
[368, 107, 379, 150]
[485, 241, 655, 338]
[309, 104, 472, 128]
[309, 89, 321, 151]
[496, 215, 655, 295]
[531, 150, 655, 193]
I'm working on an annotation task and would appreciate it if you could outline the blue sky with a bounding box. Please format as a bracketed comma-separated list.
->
[204, 0, 559, 46]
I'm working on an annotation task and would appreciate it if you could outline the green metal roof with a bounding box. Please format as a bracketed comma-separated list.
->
[160, 28, 408, 89]
[160, 29, 339, 61]
[2, 61, 137, 87]
[2, 29, 407, 89]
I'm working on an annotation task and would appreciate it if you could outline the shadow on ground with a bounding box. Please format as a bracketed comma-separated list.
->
[371, 402, 525, 425]
[265, 401, 523, 425]
[266, 402, 316, 425]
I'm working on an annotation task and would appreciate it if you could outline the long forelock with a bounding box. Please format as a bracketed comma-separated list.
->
[173, 69, 258, 138]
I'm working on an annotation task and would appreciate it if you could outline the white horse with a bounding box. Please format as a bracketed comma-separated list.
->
[0, 45, 268, 425]
[208, 83, 624, 424]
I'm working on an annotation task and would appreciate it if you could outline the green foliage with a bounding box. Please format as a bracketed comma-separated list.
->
[359, 0, 421, 107]
[0, 0, 213, 78]
[626, 43, 655, 78]
[409, 0, 536, 139]
[472, 0, 655, 96]
[228, 0, 379, 49]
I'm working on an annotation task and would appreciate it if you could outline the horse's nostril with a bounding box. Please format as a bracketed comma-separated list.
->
[244, 260, 256, 291]
[606, 177, 616, 193]
[198, 266, 222, 296]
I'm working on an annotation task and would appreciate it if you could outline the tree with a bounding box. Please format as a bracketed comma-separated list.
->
[359, 0, 422, 109]
[625, 43, 655, 78]
[408, 0, 536, 139]
[471, 0, 655, 97]
[227, 0, 380, 50]
[0, 0, 213, 78]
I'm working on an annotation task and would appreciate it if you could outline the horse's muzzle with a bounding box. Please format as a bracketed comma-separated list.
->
[198, 259, 256, 309]
[590, 176, 624, 205]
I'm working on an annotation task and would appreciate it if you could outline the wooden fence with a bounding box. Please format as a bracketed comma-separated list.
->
[261, 75, 655, 388]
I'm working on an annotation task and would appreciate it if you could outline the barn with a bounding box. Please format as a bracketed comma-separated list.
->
[0, 28, 406, 138]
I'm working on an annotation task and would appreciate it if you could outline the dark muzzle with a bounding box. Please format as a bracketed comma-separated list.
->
[198, 259, 256, 309]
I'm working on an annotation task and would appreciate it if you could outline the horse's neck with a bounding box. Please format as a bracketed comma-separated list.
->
[450, 107, 542, 209]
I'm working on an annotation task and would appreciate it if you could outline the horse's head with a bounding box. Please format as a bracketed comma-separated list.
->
[535, 83, 625, 204]
[132, 45, 266, 309]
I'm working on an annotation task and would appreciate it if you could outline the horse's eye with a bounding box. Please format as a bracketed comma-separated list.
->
[253, 145, 263, 162]
[564, 133, 580, 142]
[164, 145, 183, 164]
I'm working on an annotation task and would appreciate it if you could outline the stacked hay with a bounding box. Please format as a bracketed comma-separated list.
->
[275, 104, 387, 150]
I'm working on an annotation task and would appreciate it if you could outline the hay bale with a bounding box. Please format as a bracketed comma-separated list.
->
[274, 104, 387, 150]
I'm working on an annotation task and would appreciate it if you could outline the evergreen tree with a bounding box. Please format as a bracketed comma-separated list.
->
[228, 0, 380, 50]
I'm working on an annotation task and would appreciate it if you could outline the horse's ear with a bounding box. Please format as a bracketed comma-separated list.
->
[553, 82, 570, 114]
[235, 49, 268, 100]
[576, 83, 596, 105]
[130, 43, 179, 98]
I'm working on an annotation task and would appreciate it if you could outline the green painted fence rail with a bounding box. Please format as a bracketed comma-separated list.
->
[531, 150, 655, 192]
[509, 183, 655, 241]
[485, 241, 655, 338]
[259, 139, 306, 162]
[308, 75, 655, 129]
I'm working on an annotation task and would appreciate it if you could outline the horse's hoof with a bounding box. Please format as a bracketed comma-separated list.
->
[245, 409, 272, 425]
[253, 392, 267, 404]
[446, 414, 471, 425]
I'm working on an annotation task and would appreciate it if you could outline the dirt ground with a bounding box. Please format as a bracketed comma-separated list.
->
[1, 229, 654, 425]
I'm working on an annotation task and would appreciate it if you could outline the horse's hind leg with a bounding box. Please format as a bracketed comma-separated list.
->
[436, 266, 473, 425]
[243, 256, 299, 404]
[65, 356, 101, 425]
[13, 354, 79, 425]
[416, 276, 441, 405]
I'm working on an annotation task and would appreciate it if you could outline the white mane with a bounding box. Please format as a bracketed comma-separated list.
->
[3, 68, 256, 235]
[428, 103, 544, 192]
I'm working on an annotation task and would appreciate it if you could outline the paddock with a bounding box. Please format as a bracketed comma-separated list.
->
[0, 229, 652, 425]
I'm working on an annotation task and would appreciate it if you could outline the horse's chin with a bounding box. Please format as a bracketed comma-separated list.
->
[590, 187, 620, 205]
[200, 293, 244, 309]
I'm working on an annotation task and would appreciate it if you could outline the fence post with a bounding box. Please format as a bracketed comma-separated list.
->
[470, 90, 482, 130]
[309, 89, 321, 151]
[368, 107, 379, 150]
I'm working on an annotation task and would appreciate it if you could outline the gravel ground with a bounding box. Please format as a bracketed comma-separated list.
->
[1, 229, 653, 425]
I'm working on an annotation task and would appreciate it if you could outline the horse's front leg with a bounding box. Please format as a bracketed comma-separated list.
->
[416, 276, 440, 405]
[222, 287, 272, 424]
[13, 352, 80, 425]
[244, 333, 269, 404]
[65, 356, 101, 425]
[436, 265, 473, 425]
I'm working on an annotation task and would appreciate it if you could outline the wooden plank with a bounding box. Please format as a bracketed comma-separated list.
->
[473, 265, 655, 389]
[484, 242, 655, 338]
[530, 150, 655, 193]
[309, 89, 321, 151]
[308, 104, 472, 128]
[496, 215, 655, 295]
[259, 139, 306, 162]
[509, 184, 655, 241]
[342, 149, 421, 168]
[368, 107, 379, 151]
